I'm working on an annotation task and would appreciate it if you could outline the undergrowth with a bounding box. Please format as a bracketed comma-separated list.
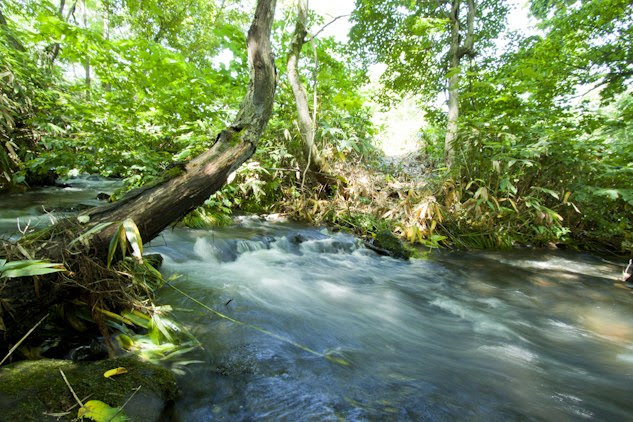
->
[0, 218, 198, 366]
[176, 146, 632, 257]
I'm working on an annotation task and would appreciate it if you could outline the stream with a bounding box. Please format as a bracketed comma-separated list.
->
[2, 178, 633, 420]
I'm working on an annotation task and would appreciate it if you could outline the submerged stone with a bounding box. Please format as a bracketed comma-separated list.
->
[0, 356, 178, 421]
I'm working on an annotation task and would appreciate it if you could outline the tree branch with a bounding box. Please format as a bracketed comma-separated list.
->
[306, 14, 349, 42]
[287, 0, 329, 179]
[457, 0, 476, 59]
[48, 0, 78, 63]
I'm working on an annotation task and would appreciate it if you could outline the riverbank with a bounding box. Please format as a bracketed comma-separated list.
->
[1, 179, 632, 420]
[259, 155, 631, 257]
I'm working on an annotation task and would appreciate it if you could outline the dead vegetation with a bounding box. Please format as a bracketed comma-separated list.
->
[0, 218, 164, 360]
[281, 151, 443, 248]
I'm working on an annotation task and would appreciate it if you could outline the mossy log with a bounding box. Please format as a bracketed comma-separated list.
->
[364, 229, 412, 260]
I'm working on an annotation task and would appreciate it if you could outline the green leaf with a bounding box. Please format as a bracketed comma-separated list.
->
[592, 188, 620, 200]
[122, 219, 143, 262]
[121, 310, 150, 328]
[149, 314, 174, 344]
[532, 187, 560, 200]
[118, 224, 127, 261]
[0, 260, 66, 278]
[107, 226, 122, 268]
[77, 400, 127, 422]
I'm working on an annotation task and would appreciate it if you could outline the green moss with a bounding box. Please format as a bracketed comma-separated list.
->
[180, 207, 233, 229]
[144, 164, 186, 191]
[159, 165, 186, 182]
[374, 229, 412, 260]
[0, 356, 178, 421]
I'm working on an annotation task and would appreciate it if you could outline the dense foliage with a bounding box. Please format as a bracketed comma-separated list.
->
[0, 0, 631, 253]
[351, 0, 633, 252]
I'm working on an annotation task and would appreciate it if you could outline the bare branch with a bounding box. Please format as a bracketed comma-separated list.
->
[306, 14, 349, 42]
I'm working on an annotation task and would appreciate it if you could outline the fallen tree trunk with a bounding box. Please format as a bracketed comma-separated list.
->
[0, 0, 277, 354]
[87, 0, 277, 255]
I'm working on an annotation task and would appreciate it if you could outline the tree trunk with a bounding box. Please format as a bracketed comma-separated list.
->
[287, 0, 329, 177]
[83, 0, 91, 99]
[0, 0, 278, 351]
[443, 0, 476, 168]
[444, 0, 461, 167]
[82, 0, 277, 256]
[103, 2, 111, 92]
[445, 48, 459, 167]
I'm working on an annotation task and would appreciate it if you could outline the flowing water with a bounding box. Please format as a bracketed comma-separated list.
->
[149, 219, 633, 421]
[0, 175, 121, 239]
[2, 180, 633, 420]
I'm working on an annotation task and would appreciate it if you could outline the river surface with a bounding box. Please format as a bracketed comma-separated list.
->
[0, 175, 121, 239]
[149, 219, 633, 421]
[2, 178, 633, 420]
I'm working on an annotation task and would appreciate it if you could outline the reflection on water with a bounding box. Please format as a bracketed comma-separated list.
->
[147, 218, 633, 421]
[2, 181, 631, 420]
[0, 175, 121, 238]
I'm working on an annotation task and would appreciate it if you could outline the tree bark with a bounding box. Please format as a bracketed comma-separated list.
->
[443, 0, 476, 168]
[287, 0, 329, 178]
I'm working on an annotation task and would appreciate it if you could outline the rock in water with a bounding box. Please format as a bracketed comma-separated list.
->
[371, 229, 412, 260]
[0, 356, 179, 421]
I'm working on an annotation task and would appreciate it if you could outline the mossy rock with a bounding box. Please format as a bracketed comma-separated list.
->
[0, 356, 178, 421]
[372, 229, 412, 260]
